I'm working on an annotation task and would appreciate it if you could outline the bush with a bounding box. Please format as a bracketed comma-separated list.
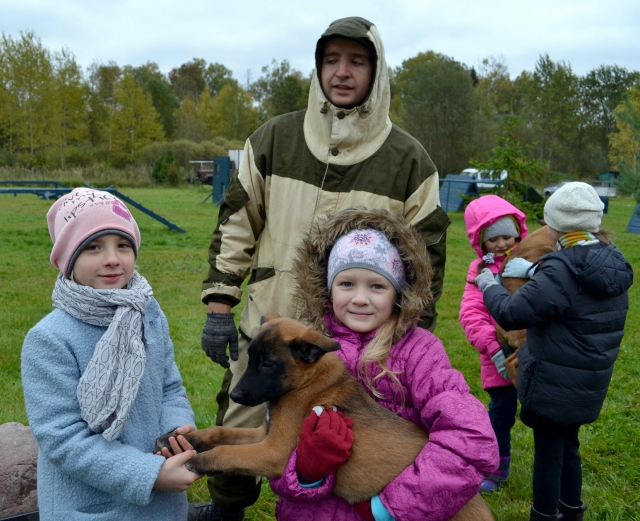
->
[151, 149, 181, 184]
[165, 163, 182, 187]
[546, 171, 574, 184]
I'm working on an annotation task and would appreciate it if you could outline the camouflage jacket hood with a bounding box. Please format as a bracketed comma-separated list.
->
[293, 208, 433, 343]
[304, 17, 392, 166]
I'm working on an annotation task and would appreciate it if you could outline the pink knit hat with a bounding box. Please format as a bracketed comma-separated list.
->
[47, 188, 141, 278]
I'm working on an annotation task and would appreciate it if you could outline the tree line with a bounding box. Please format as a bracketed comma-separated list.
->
[1, 30, 639, 184]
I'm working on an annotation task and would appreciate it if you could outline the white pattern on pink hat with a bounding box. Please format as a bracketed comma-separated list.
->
[327, 228, 405, 292]
[47, 188, 141, 278]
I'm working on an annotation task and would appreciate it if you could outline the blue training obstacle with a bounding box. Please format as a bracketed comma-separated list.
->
[0, 181, 186, 233]
[439, 175, 480, 212]
[627, 202, 640, 234]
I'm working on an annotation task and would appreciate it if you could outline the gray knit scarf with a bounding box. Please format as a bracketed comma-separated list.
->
[52, 271, 153, 441]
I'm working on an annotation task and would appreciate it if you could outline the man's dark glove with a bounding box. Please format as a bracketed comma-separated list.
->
[201, 312, 239, 368]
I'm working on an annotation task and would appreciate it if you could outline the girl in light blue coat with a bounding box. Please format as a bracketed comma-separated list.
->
[22, 188, 201, 521]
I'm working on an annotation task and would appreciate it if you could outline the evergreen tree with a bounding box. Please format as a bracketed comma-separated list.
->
[471, 116, 546, 205]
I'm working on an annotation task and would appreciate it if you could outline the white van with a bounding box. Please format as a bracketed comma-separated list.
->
[461, 168, 507, 189]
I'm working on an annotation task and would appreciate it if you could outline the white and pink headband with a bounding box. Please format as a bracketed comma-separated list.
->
[327, 229, 406, 292]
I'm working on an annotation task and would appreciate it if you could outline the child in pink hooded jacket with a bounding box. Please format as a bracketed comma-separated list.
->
[459, 195, 528, 493]
[268, 208, 498, 521]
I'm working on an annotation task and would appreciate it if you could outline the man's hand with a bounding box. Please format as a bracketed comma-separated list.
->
[503, 257, 535, 278]
[474, 268, 499, 292]
[201, 312, 239, 368]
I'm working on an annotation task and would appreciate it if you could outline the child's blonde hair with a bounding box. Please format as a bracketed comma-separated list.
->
[357, 313, 405, 406]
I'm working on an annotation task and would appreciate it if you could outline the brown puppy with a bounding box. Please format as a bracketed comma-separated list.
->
[496, 225, 556, 382]
[156, 315, 493, 520]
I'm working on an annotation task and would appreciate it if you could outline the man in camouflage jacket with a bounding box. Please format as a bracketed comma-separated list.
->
[195, 16, 450, 520]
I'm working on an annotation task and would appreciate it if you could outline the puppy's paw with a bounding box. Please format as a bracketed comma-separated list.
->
[154, 430, 178, 453]
[185, 454, 218, 476]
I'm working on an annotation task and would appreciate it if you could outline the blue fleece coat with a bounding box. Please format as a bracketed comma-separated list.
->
[21, 297, 195, 521]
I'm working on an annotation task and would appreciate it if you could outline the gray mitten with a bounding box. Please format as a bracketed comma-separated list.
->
[201, 312, 239, 368]
[503, 257, 536, 278]
[474, 268, 499, 292]
[491, 350, 511, 381]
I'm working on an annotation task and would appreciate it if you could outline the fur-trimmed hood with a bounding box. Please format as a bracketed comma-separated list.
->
[293, 208, 433, 343]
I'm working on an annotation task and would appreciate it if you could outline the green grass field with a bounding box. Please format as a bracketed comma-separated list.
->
[1, 186, 638, 519]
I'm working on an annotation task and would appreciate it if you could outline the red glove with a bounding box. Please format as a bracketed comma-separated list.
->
[354, 500, 375, 521]
[296, 408, 354, 482]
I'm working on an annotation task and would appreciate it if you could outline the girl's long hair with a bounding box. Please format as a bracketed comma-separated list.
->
[357, 313, 405, 407]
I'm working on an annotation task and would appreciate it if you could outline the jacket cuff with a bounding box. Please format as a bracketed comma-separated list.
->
[372, 495, 395, 521]
[298, 477, 324, 488]
[201, 284, 243, 305]
[202, 294, 240, 307]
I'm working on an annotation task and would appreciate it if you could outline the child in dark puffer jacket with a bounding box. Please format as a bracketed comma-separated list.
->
[475, 182, 633, 521]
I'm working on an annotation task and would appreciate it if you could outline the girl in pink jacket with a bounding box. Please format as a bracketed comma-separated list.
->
[268, 208, 498, 521]
[459, 195, 528, 493]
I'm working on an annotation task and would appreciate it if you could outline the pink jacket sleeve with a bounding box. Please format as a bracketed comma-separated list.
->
[268, 448, 336, 501]
[379, 336, 499, 521]
[459, 259, 502, 357]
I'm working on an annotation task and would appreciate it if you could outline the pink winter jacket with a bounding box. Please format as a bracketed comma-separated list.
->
[269, 316, 499, 521]
[459, 196, 528, 390]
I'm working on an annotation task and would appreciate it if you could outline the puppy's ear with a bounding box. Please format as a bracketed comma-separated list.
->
[290, 330, 340, 364]
[260, 314, 281, 325]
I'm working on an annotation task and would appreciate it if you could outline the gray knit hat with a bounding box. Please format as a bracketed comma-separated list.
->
[544, 182, 604, 233]
[482, 217, 519, 243]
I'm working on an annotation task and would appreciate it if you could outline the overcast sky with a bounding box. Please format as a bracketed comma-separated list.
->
[2, 0, 639, 84]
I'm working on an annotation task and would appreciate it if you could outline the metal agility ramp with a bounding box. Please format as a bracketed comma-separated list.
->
[0, 181, 186, 233]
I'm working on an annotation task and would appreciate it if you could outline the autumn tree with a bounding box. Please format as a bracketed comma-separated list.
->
[577, 65, 640, 172]
[392, 51, 477, 174]
[472, 56, 516, 158]
[50, 48, 88, 167]
[86, 64, 164, 166]
[133, 62, 180, 139]
[0, 34, 17, 161]
[610, 82, 640, 197]
[202, 83, 259, 141]
[87, 61, 121, 160]
[0, 31, 55, 164]
[251, 59, 310, 122]
[516, 54, 581, 175]
[168, 59, 207, 102]
[111, 69, 164, 165]
[175, 95, 209, 142]
[204, 62, 239, 96]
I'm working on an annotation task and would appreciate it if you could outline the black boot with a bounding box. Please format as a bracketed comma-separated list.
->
[559, 500, 587, 521]
[187, 502, 244, 521]
[530, 506, 563, 520]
